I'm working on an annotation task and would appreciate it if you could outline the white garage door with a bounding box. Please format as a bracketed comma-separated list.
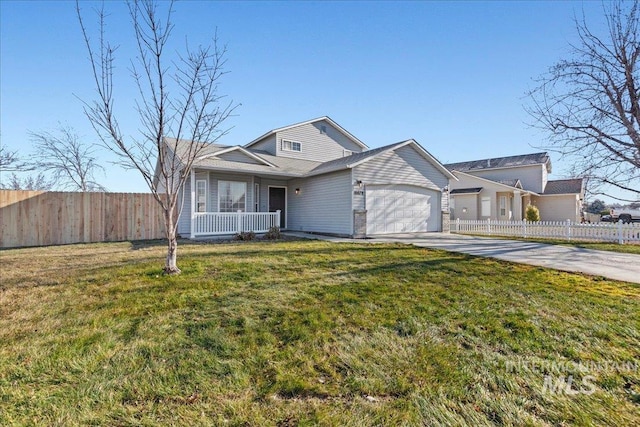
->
[366, 184, 440, 234]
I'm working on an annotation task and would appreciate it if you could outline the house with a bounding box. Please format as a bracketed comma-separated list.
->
[161, 117, 456, 238]
[445, 153, 584, 222]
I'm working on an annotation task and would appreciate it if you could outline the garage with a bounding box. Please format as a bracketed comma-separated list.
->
[366, 184, 441, 234]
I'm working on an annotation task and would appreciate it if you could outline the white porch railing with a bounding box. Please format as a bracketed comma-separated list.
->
[192, 211, 280, 236]
[453, 219, 640, 244]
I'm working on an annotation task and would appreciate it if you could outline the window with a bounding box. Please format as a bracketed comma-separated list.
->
[499, 196, 507, 217]
[282, 139, 301, 152]
[481, 197, 491, 217]
[196, 180, 207, 212]
[218, 181, 246, 212]
[254, 183, 260, 212]
[343, 149, 353, 157]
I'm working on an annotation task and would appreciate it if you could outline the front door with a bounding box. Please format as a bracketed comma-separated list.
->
[268, 187, 286, 228]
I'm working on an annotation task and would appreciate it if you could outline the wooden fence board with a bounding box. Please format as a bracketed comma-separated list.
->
[0, 190, 169, 248]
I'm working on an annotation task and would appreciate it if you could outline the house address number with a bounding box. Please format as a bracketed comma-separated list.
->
[353, 190, 364, 196]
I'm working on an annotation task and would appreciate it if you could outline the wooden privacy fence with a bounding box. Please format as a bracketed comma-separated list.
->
[453, 218, 640, 244]
[0, 190, 168, 248]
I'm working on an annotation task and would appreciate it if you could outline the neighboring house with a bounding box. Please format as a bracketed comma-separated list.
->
[159, 117, 455, 238]
[445, 153, 584, 222]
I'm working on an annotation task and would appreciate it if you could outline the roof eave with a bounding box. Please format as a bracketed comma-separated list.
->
[453, 170, 539, 195]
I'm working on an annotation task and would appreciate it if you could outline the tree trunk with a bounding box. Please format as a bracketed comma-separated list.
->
[163, 209, 181, 275]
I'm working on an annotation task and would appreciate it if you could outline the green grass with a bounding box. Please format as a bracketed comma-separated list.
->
[458, 233, 640, 255]
[1, 239, 638, 426]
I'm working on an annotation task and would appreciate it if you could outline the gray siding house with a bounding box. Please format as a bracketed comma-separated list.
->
[159, 117, 455, 238]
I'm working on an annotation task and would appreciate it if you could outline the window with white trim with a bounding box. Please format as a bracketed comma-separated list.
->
[499, 196, 507, 216]
[196, 180, 207, 212]
[218, 181, 246, 212]
[481, 197, 491, 217]
[282, 139, 301, 152]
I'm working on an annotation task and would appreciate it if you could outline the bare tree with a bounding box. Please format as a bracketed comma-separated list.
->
[77, 0, 236, 274]
[5, 173, 54, 191]
[526, 1, 640, 202]
[0, 146, 32, 172]
[29, 126, 106, 192]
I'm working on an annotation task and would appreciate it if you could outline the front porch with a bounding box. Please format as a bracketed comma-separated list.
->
[185, 168, 290, 238]
[191, 211, 281, 237]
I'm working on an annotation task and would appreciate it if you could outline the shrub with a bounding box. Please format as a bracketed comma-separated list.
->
[233, 231, 256, 241]
[525, 204, 540, 222]
[264, 226, 281, 240]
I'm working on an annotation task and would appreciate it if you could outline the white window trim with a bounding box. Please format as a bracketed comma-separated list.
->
[281, 139, 302, 152]
[481, 196, 491, 217]
[196, 179, 207, 213]
[499, 195, 507, 217]
[217, 180, 247, 213]
[254, 183, 260, 212]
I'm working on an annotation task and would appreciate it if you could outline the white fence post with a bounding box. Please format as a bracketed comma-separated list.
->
[276, 210, 281, 229]
[237, 210, 242, 233]
[487, 218, 491, 235]
[523, 220, 527, 238]
[566, 219, 571, 241]
[618, 219, 623, 244]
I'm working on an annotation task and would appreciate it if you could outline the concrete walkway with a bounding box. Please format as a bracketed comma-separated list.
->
[284, 231, 640, 284]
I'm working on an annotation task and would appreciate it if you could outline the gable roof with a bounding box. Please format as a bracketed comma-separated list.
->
[198, 145, 276, 167]
[543, 178, 584, 195]
[244, 116, 368, 150]
[452, 170, 539, 195]
[496, 179, 523, 189]
[307, 139, 457, 180]
[445, 152, 551, 173]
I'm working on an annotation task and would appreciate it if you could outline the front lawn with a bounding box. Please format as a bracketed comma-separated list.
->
[0, 240, 638, 426]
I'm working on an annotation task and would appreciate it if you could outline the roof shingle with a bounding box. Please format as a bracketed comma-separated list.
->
[445, 152, 550, 172]
[543, 178, 584, 195]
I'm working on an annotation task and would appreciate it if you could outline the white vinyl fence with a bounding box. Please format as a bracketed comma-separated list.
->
[453, 219, 640, 244]
[192, 211, 280, 236]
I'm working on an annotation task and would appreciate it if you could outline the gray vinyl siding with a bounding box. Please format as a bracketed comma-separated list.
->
[287, 170, 353, 235]
[218, 151, 263, 164]
[177, 179, 191, 236]
[354, 145, 450, 214]
[249, 135, 277, 155]
[467, 164, 544, 193]
[354, 145, 448, 190]
[177, 170, 257, 236]
[276, 120, 365, 162]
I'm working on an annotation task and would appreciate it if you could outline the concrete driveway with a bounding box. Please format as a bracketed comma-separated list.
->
[285, 231, 640, 284]
[368, 233, 640, 284]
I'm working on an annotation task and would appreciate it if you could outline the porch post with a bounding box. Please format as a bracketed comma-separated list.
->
[513, 190, 522, 221]
[190, 168, 196, 239]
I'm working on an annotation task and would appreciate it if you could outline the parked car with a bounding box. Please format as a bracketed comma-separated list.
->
[618, 213, 640, 223]
[601, 213, 640, 223]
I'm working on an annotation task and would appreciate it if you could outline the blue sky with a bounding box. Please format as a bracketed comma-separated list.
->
[0, 1, 615, 198]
